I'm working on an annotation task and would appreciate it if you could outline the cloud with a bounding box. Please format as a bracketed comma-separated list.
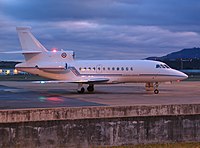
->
[2, 0, 200, 26]
[0, 0, 200, 60]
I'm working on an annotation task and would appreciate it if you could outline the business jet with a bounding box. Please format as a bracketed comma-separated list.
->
[13, 27, 188, 94]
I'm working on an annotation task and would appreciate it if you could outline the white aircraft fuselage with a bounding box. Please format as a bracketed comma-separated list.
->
[15, 27, 188, 94]
[17, 59, 187, 83]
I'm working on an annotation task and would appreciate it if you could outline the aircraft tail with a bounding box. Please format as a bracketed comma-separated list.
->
[16, 27, 48, 52]
[16, 27, 48, 61]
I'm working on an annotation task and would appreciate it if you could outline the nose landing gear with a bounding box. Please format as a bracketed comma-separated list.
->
[145, 82, 160, 94]
[154, 89, 159, 94]
[154, 82, 159, 94]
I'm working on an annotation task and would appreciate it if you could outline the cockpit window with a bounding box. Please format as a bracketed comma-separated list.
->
[163, 65, 168, 68]
[165, 64, 170, 68]
[156, 64, 161, 68]
[156, 64, 170, 69]
[160, 65, 165, 68]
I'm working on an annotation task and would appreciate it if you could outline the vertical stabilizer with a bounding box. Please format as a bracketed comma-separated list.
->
[16, 27, 48, 52]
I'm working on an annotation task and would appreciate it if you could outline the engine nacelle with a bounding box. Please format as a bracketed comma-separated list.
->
[15, 50, 74, 73]
[47, 50, 75, 62]
[36, 62, 67, 72]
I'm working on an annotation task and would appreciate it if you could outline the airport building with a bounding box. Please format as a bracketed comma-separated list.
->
[0, 68, 27, 75]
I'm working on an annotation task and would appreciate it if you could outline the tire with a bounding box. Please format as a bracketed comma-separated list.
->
[87, 86, 94, 92]
[154, 89, 159, 94]
[78, 87, 85, 94]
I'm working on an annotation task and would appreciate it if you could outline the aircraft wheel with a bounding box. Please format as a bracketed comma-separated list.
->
[154, 89, 159, 94]
[87, 85, 94, 92]
[78, 87, 85, 94]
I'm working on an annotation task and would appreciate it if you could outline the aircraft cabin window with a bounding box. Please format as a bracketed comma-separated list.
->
[93, 67, 95, 70]
[98, 67, 101, 70]
[126, 67, 129, 71]
[103, 67, 105, 70]
[108, 67, 110, 70]
[88, 67, 91, 70]
[79, 67, 81, 71]
[112, 67, 115, 70]
[130, 67, 133, 71]
[121, 67, 124, 71]
[117, 67, 119, 71]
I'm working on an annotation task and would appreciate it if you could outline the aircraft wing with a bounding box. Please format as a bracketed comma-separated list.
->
[34, 78, 109, 84]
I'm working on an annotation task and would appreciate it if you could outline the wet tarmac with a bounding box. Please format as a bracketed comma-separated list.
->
[0, 81, 199, 109]
[0, 83, 105, 109]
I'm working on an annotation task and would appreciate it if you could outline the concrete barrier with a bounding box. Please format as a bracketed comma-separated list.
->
[0, 104, 200, 123]
[0, 104, 200, 147]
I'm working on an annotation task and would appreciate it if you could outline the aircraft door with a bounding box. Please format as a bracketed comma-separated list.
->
[65, 63, 68, 69]
[96, 65, 102, 73]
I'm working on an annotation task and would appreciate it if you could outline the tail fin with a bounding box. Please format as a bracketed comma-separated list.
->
[16, 27, 48, 61]
[16, 27, 48, 52]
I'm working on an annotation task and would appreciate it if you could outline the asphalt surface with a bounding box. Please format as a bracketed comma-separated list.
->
[0, 82, 105, 109]
[0, 81, 199, 109]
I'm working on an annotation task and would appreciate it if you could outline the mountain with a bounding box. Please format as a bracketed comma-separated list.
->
[146, 47, 200, 70]
[146, 47, 200, 60]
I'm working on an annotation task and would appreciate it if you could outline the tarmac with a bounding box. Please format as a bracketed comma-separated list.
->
[0, 81, 200, 147]
[0, 81, 199, 109]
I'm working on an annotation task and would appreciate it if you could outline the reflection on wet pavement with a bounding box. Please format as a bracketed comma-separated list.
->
[0, 85, 105, 109]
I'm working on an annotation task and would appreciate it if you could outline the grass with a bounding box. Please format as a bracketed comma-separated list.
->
[99, 142, 200, 148]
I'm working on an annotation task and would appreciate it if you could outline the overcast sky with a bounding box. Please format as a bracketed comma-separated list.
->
[0, 0, 200, 60]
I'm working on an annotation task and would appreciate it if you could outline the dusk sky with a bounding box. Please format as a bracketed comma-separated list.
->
[0, 0, 200, 61]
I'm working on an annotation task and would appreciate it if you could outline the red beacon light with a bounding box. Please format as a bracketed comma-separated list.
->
[52, 48, 58, 53]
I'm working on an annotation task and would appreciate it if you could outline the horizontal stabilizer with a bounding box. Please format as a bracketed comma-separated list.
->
[1, 50, 42, 54]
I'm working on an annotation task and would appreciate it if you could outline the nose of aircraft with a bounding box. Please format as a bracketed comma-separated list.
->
[176, 70, 188, 80]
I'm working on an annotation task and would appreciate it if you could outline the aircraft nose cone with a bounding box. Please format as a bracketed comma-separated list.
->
[182, 73, 188, 79]
[178, 71, 188, 80]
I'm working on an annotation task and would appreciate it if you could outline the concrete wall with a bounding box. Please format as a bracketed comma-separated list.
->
[0, 104, 200, 123]
[0, 104, 200, 147]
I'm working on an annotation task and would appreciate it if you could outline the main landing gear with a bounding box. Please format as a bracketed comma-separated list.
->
[145, 82, 159, 94]
[87, 84, 94, 92]
[77, 84, 94, 94]
[77, 83, 85, 94]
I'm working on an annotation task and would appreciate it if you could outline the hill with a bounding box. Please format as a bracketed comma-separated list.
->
[147, 47, 200, 60]
[146, 48, 200, 70]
